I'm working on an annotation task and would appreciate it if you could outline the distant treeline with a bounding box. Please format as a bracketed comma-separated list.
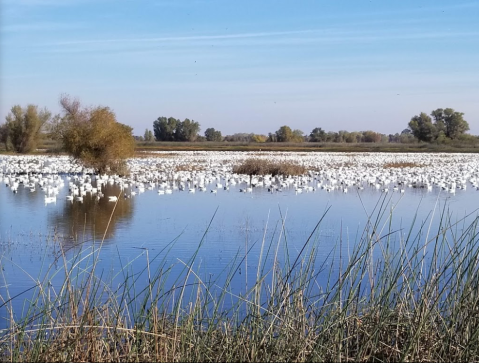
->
[139, 108, 475, 144]
[1, 102, 477, 155]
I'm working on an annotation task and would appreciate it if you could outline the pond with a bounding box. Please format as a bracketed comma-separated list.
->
[1, 152, 478, 329]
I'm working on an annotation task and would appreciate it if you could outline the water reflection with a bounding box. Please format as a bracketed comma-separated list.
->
[49, 184, 134, 248]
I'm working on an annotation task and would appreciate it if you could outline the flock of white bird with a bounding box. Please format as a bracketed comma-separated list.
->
[1, 152, 478, 205]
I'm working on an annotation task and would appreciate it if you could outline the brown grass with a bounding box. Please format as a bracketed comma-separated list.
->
[232, 158, 306, 176]
[383, 161, 424, 168]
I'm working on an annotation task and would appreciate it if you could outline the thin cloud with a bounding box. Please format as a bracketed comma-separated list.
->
[38, 29, 479, 52]
[45, 29, 317, 46]
[1, 22, 86, 33]
[2, 0, 109, 6]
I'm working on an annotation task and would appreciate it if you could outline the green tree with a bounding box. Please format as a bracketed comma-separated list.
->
[204, 127, 223, 142]
[442, 108, 469, 139]
[51, 95, 135, 175]
[1, 104, 51, 153]
[346, 131, 360, 143]
[175, 118, 200, 141]
[292, 129, 304, 143]
[144, 128, 153, 142]
[309, 127, 326, 142]
[431, 108, 446, 134]
[153, 117, 178, 141]
[0, 123, 12, 150]
[275, 125, 293, 142]
[408, 112, 437, 142]
[408, 108, 469, 142]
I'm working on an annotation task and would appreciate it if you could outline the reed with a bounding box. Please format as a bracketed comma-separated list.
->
[1, 197, 479, 362]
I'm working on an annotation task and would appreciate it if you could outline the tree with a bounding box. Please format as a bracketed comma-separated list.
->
[251, 134, 267, 143]
[1, 104, 51, 153]
[442, 108, 469, 139]
[431, 108, 446, 134]
[0, 123, 12, 151]
[204, 127, 223, 142]
[408, 112, 437, 142]
[362, 130, 382, 143]
[175, 118, 200, 141]
[267, 132, 277, 142]
[292, 129, 304, 143]
[51, 95, 135, 175]
[309, 127, 326, 142]
[144, 129, 153, 142]
[224, 133, 254, 142]
[275, 125, 294, 142]
[407, 108, 469, 142]
[346, 132, 360, 143]
[153, 117, 177, 141]
[153, 117, 200, 141]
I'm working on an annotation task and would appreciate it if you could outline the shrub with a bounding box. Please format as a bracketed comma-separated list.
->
[51, 95, 135, 175]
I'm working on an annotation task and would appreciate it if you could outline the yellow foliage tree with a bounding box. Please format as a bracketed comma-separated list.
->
[51, 95, 135, 175]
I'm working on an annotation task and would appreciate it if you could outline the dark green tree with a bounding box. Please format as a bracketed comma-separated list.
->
[205, 127, 223, 142]
[442, 108, 469, 139]
[175, 118, 200, 141]
[309, 127, 327, 142]
[408, 108, 469, 142]
[0, 123, 11, 150]
[153, 117, 178, 141]
[408, 112, 437, 142]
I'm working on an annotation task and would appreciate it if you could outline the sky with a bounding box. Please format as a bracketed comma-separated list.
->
[1, 0, 478, 137]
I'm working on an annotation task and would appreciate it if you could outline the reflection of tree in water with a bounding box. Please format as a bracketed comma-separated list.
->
[50, 184, 133, 249]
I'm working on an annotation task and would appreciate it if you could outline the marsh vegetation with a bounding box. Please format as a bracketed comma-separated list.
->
[1, 198, 479, 362]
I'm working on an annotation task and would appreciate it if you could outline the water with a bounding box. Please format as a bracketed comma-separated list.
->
[1, 152, 478, 328]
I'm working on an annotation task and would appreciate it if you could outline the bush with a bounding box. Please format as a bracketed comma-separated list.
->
[51, 95, 135, 175]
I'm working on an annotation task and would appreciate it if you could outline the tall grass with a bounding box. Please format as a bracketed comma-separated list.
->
[232, 158, 307, 177]
[1, 196, 479, 362]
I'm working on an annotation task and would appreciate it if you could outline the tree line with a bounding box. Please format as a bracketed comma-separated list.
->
[145, 108, 472, 145]
[0, 100, 476, 175]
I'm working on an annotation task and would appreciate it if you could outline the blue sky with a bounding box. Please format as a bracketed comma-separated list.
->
[1, 0, 478, 136]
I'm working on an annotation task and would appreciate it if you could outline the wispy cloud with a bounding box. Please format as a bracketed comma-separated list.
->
[38, 29, 479, 51]
[1, 22, 86, 33]
[44, 29, 317, 46]
[2, 0, 106, 6]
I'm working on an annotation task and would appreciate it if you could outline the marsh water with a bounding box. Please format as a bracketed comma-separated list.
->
[1, 154, 478, 329]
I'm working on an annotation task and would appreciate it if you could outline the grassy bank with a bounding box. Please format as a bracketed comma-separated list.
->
[134, 141, 479, 153]
[1, 198, 479, 362]
[14, 138, 478, 154]
[2, 139, 478, 155]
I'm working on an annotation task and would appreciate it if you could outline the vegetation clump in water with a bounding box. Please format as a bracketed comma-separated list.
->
[233, 158, 306, 177]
